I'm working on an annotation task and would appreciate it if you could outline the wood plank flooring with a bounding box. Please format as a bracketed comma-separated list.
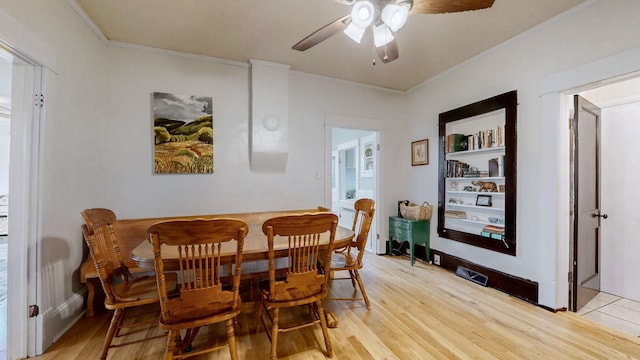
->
[29, 253, 640, 359]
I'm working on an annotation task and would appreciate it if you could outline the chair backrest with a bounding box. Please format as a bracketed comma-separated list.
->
[261, 213, 338, 302]
[147, 219, 248, 324]
[352, 198, 375, 251]
[81, 208, 129, 304]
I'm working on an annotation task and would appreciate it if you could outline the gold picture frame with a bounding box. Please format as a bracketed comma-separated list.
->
[411, 139, 429, 166]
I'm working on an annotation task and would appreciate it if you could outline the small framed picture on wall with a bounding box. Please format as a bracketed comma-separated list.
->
[411, 139, 429, 166]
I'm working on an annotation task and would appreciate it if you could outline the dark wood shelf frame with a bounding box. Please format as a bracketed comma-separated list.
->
[438, 90, 517, 256]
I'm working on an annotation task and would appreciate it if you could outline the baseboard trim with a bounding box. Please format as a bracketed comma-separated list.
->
[39, 290, 87, 353]
[430, 249, 539, 304]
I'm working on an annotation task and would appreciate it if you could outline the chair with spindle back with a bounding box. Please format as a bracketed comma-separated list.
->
[256, 212, 338, 359]
[148, 218, 248, 360]
[329, 198, 375, 309]
[81, 208, 177, 360]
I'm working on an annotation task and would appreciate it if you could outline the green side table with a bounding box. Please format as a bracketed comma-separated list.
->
[388, 216, 430, 266]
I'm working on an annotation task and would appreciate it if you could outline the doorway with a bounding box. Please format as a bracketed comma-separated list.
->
[331, 127, 378, 253]
[0, 42, 41, 359]
[568, 75, 640, 336]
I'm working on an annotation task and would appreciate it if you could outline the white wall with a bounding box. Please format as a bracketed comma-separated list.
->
[404, 0, 640, 308]
[102, 47, 405, 218]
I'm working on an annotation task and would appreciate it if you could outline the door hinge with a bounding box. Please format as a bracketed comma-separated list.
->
[376, 233, 379, 239]
[28, 304, 39, 317]
[34, 94, 44, 108]
[568, 271, 573, 282]
[376, 144, 380, 151]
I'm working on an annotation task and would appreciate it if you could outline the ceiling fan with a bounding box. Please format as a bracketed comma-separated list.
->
[292, 0, 495, 64]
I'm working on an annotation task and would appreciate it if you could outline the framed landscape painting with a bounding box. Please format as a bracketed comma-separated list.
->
[152, 92, 213, 174]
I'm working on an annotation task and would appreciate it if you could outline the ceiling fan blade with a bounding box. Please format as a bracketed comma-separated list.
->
[292, 15, 350, 51]
[376, 38, 399, 64]
[411, 0, 495, 14]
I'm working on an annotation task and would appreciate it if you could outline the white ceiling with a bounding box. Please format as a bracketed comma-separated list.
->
[75, 0, 585, 91]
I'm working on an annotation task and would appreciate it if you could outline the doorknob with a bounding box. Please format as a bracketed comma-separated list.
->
[592, 213, 608, 219]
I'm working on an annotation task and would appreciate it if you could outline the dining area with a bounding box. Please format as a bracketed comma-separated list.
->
[27, 197, 640, 359]
[78, 200, 375, 360]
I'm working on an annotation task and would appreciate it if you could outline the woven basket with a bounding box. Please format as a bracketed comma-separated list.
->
[400, 202, 433, 220]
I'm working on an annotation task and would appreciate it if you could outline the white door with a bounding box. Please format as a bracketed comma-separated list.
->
[571, 95, 603, 312]
[337, 140, 358, 229]
[331, 151, 339, 213]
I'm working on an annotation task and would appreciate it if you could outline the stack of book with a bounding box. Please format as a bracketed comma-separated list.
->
[445, 159, 469, 178]
[444, 210, 467, 219]
[481, 224, 505, 240]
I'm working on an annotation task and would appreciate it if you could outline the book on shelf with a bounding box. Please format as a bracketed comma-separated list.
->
[467, 125, 505, 151]
[488, 158, 499, 177]
[446, 159, 470, 178]
[444, 210, 467, 219]
[483, 224, 505, 232]
[481, 231, 505, 240]
[446, 133, 468, 153]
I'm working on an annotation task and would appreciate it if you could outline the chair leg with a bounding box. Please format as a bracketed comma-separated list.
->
[226, 318, 239, 360]
[348, 270, 357, 288]
[256, 300, 265, 332]
[164, 330, 179, 360]
[353, 270, 371, 310]
[100, 308, 123, 360]
[85, 281, 96, 318]
[315, 300, 333, 358]
[270, 308, 280, 360]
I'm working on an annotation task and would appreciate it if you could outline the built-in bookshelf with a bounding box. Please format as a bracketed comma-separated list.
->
[438, 91, 517, 255]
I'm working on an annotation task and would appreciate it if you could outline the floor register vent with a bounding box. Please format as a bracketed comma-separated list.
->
[455, 266, 489, 287]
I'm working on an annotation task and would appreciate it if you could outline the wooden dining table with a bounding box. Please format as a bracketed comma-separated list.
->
[128, 208, 354, 271]
[119, 208, 352, 324]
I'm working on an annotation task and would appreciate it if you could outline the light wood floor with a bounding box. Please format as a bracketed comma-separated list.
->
[29, 253, 640, 359]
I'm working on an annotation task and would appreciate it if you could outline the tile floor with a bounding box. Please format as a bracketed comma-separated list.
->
[578, 292, 640, 338]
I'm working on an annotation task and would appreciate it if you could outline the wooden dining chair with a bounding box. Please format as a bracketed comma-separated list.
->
[256, 212, 338, 360]
[81, 208, 177, 360]
[148, 218, 248, 360]
[329, 198, 375, 309]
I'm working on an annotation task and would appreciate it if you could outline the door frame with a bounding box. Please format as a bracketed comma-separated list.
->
[539, 45, 640, 310]
[325, 115, 386, 254]
[0, 8, 56, 358]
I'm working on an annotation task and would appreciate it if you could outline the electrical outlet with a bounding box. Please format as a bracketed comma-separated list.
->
[433, 254, 441, 266]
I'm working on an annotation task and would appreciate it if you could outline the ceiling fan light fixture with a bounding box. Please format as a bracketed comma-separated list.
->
[344, 22, 366, 43]
[373, 24, 394, 47]
[381, 4, 409, 32]
[351, 1, 375, 27]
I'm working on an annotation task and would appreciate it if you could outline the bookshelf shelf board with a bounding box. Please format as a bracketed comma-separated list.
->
[447, 191, 505, 196]
[448, 218, 506, 227]
[447, 203, 504, 212]
[445, 147, 505, 157]
[446, 177, 504, 181]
